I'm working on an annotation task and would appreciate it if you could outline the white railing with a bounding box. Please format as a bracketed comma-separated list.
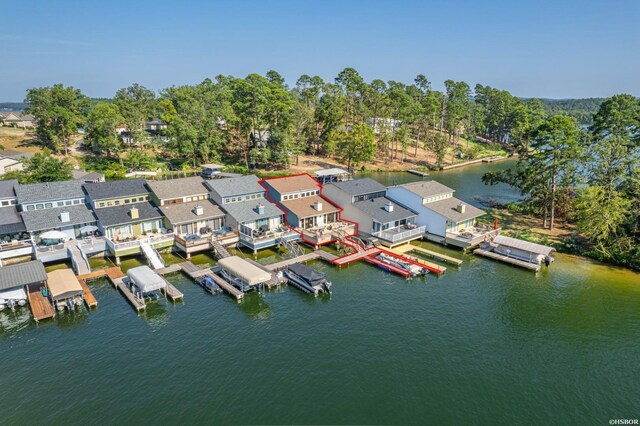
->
[107, 232, 175, 251]
[0, 239, 33, 252]
[374, 225, 426, 243]
[239, 228, 297, 243]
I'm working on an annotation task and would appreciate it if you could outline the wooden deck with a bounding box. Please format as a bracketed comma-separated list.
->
[78, 280, 98, 308]
[473, 248, 541, 271]
[162, 281, 184, 301]
[27, 285, 55, 322]
[155, 263, 183, 275]
[201, 271, 244, 300]
[407, 169, 429, 177]
[332, 247, 381, 266]
[77, 267, 146, 311]
[402, 245, 463, 266]
[112, 277, 146, 311]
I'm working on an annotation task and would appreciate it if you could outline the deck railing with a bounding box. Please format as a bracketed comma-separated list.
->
[373, 225, 426, 243]
[107, 232, 175, 251]
[0, 239, 33, 252]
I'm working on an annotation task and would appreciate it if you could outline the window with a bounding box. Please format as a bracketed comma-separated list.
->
[57, 202, 64, 207]
[73, 199, 81, 205]
[45, 203, 53, 208]
[27, 205, 35, 211]
[125, 199, 130, 204]
[114, 200, 121, 206]
[65, 201, 72, 206]
[36, 204, 44, 210]
[186, 197, 192, 202]
[99, 202, 105, 208]
[1, 201, 8, 207]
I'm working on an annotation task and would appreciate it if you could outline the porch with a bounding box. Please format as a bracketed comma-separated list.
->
[373, 224, 426, 247]
[238, 227, 300, 251]
[300, 221, 357, 246]
[106, 232, 175, 257]
[174, 229, 239, 255]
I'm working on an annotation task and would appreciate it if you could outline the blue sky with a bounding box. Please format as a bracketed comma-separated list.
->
[1, 0, 638, 100]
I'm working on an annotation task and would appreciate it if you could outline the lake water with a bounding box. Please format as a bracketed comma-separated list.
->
[2, 160, 639, 424]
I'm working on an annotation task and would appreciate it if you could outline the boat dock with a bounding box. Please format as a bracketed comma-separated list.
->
[77, 280, 98, 308]
[266, 250, 338, 271]
[245, 259, 284, 288]
[386, 247, 446, 275]
[77, 267, 146, 311]
[161, 280, 184, 301]
[363, 256, 411, 277]
[407, 169, 429, 177]
[167, 261, 244, 300]
[393, 244, 461, 267]
[27, 284, 55, 322]
[332, 247, 381, 266]
[473, 248, 541, 271]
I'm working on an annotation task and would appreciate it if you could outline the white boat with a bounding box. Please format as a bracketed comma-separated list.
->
[376, 253, 426, 276]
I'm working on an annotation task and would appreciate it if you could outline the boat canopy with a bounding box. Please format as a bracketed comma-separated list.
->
[493, 235, 555, 256]
[218, 256, 271, 285]
[127, 266, 167, 293]
[0, 287, 27, 301]
[288, 263, 326, 285]
[47, 269, 83, 300]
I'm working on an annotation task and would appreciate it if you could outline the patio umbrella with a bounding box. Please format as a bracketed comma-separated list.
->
[80, 225, 99, 233]
[39, 230, 67, 240]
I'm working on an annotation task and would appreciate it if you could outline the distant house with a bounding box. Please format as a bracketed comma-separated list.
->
[250, 130, 270, 148]
[322, 178, 424, 247]
[0, 156, 23, 176]
[0, 112, 35, 128]
[145, 119, 168, 134]
[366, 117, 401, 135]
[71, 169, 105, 184]
[386, 180, 497, 248]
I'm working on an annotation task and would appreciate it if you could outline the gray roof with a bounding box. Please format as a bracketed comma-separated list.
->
[83, 178, 149, 201]
[353, 197, 416, 223]
[493, 235, 555, 256]
[21, 204, 97, 232]
[71, 170, 105, 183]
[15, 180, 86, 204]
[148, 176, 209, 200]
[314, 168, 351, 177]
[328, 178, 386, 196]
[0, 150, 35, 160]
[94, 201, 163, 227]
[160, 199, 225, 225]
[0, 205, 24, 228]
[221, 199, 283, 224]
[400, 180, 454, 198]
[206, 175, 264, 198]
[423, 197, 485, 222]
[0, 260, 48, 290]
[0, 179, 17, 199]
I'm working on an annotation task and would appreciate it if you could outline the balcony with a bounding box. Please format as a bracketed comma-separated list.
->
[239, 227, 300, 250]
[106, 232, 175, 256]
[174, 230, 239, 254]
[373, 225, 426, 246]
[0, 239, 34, 260]
[301, 222, 356, 246]
[446, 226, 501, 248]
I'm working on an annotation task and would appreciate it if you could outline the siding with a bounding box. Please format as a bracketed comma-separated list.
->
[386, 187, 448, 237]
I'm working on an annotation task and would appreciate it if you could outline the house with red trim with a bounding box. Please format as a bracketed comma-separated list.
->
[260, 174, 356, 246]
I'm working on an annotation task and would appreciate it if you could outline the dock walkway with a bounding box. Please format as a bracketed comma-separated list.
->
[386, 247, 446, 275]
[174, 261, 244, 300]
[77, 267, 145, 311]
[332, 247, 381, 266]
[162, 282, 184, 301]
[407, 169, 429, 177]
[27, 285, 55, 322]
[474, 248, 540, 271]
[155, 263, 182, 275]
[406, 245, 462, 266]
[77, 280, 98, 308]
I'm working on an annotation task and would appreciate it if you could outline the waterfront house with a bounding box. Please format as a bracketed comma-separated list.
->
[145, 118, 168, 134]
[84, 179, 172, 260]
[207, 175, 296, 252]
[322, 178, 424, 247]
[0, 180, 31, 265]
[0, 260, 47, 311]
[0, 112, 35, 128]
[0, 156, 23, 175]
[148, 176, 228, 256]
[386, 180, 497, 248]
[261, 174, 355, 246]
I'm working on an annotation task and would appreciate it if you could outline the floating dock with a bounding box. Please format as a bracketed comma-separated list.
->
[161, 281, 184, 301]
[473, 248, 541, 271]
[26, 284, 55, 322]
[266, 250, 337, 271]
[379, 248, 444, 275]
[77, 279, 98, 308]
[173, 261, 244, 300]
[409, 246, 463, 266]
[332, 247, 381, 266]
[407, 169, 429, 177]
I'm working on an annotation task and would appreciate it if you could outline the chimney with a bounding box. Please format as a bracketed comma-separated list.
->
[60, 211, 70, 223]
[193, 205, 204, 216]
[130, 206, 139, 219]
[384, 201, 394, 212]
[314, 200, 323, 211]
[457, 203, 466, 214]
[257, 203, 265, 215]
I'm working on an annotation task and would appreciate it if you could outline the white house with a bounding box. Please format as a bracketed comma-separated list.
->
[386, 180, 498, 248]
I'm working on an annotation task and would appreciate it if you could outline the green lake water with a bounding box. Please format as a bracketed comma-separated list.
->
[1, 160, 639, 424]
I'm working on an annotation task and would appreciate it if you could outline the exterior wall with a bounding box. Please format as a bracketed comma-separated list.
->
[387, 187, 447, 237]
[321, 184, 352, 210]
[322, 184, 374, 234]
[22, 197, 85, 211]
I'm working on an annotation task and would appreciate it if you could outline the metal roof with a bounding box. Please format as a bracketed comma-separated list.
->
[493, 236, 555, 256]
[399, 180, 455, 198]
[83, 178, 149, 201]
[21, 204, 97, 232]
[221, 199, 283, 224]
[206, 175, 265, 198]
[218, 256, 271, 285]
[0, 260, 47, 291]
[127, 266, 166, 293]
[147, 176, 209, 200]
[353, 197, 416, 223]
[422, 197, 485, 223]
[93, 201, 163, 227]
[314, 168, 351, 177]
[15, 180, 86, 204]
[47, 269, 83, 299]
[326, 178, 386, 196]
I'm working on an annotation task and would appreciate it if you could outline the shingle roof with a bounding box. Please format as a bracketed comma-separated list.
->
[423, 197, 485, 222]
[148, 176, 209, 200]
[0, 260, 48, 291]
[21, 204, 97, 232]
[83, 178, 149, 201]
[353, 197, 416, 223]
[282, 195, 340, 219]
[15, 180, 86, 204]
[206, 175, 264, 198]
[71, 170, 105, 183]
[493, 235, 555, 256]
[0, 206, 25, 234]
[399, 180, 454, 198]
[263, 175, 319, 194]
[93, 201, 163, 227]
[221, 199, 283, 224]
[160, 199, 225, 225]
[327, 178, 386, 196]
[0, 179, 17, 199]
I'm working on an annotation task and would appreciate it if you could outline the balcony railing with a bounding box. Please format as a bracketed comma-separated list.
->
[239, 228, 297, 243]
[106, 232, 175, 251]
[373, 225, 426, 243]
[175, 230, 239, 248]
[0, 239, 33, 252]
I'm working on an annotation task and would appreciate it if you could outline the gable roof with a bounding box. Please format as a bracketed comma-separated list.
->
[328, 178, 386, 196]
[399, 180, 454, 198]
[221, 199, 283, 224]
[21, 204, 97, 232]
[93, 201, 163, 227]
[160, 199, 225, 225]
[206, 175, 264, 198]
[493, 236, 555, 256]
[148, 176, 209, 200]
[0, 179, 17, 199]
[353, 197, 416, 223]
[0, 260, 47, 291]
[423, 197, 485, 223]
[83, 178, 149, 201]
[263, 175, 319, 194]
[0, 205, 25, 234]
[15, 180, 86, 204]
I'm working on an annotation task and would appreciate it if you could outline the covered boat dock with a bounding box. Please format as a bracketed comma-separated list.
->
[0, 260, 53, 321]
[127, 265, 183, 302]
[46, 269, 84, 311]
[475, 236, 555, 272]
[218, 256, 272, 292]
